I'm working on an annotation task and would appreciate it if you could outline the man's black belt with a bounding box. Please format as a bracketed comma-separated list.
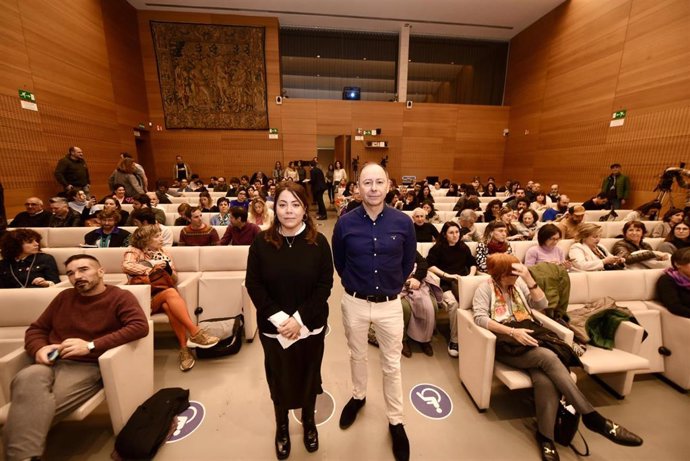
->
[345, 289, 397, 303]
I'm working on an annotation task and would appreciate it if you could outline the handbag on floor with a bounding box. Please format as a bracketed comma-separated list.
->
[554, 399, 590, 456]
[195, 314, 244, 359]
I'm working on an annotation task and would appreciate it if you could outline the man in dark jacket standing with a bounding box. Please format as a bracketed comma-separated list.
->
[310, 161, 328, 220]
[54, 146, 90, 195]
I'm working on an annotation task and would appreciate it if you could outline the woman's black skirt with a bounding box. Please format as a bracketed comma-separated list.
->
[259, 329, 325, 410]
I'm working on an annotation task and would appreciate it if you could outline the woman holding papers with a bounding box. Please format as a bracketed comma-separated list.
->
[246, 181, 334, 460]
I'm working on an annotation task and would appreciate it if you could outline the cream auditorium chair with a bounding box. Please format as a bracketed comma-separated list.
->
[0, 284, 153, 435]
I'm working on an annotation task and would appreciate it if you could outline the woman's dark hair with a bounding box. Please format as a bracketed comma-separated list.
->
[103, 196, 122, 209]
[483, 220, 507, 242]
[663, 208, 684, 223]
[519, 209, 539, 225]
[334, 160, 342, 169]
[671, 246, 690, 268]
[635, 200, 662, 215]
[264, 182, 318, 249]
[437, 221, 461, 246]
[112, 183, 126, 193]
[485, 183, 496, 193]
[537, 223, 562, 246]
[446, 183, 458, 196]
[0, 228, 43, 260]
[422, 200, 436, 217]
[133, 194, 151, 207]
[535, 191, 547, 202]
[487, 199, 503, 212]
[623, 220, 647, 238]
[666, 220, 690, 242]
[216, 197, 230, 207]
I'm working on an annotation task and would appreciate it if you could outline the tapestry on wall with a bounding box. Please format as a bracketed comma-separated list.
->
[150, 21, 268, 130]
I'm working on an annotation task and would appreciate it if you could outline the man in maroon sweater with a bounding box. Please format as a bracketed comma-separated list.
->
[2, 254, 149, 461]
[220, 206, 260, 245]
[179, 207, 220, 246]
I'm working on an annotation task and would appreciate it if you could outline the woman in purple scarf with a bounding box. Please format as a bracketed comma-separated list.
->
[656, 247, 690, 318]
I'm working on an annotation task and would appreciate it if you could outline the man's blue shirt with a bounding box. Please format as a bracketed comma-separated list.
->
[333, 205, 416, 297]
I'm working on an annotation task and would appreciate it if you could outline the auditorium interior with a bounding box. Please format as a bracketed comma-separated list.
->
[1, 0, 689, 460]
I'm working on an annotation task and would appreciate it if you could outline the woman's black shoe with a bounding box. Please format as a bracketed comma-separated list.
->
[275, 422, 291, 460]
[303, 420, 319, 452]
[536, 432, 560, 461]
[596, 420, 643, 446]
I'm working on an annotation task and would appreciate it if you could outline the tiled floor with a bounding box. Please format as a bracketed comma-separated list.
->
[3, 210, 690, 460]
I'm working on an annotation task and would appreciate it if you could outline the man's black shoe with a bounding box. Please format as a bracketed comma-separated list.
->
[596, 419, 643, 446]
[303, 421, 318, 452]
[389, 423, 410, 461]
[275, 422, 291, 460]
[536, 432, 559, 461]
[339, 397, 365, 429]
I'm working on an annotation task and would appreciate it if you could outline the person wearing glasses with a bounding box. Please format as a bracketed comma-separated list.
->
[10, 197, 51, 227]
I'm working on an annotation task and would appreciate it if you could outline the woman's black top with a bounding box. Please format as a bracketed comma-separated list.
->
[414, 222, 439, 242]
[426, 242, 476, 291]
[0, 253, 60, 288]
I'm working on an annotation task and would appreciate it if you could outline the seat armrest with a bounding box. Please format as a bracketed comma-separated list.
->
[241, 282, 258, 341]
[533, 310, 575, 344]
[177, 273, 201, 317]
[98, 320, 154, 435]
[0, 347, 31, 408]
[457, 309, 496, 410]
[612, 320, 644, 355]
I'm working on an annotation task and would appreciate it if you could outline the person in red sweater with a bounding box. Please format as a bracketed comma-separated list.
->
[2, 254, 149, 461]
[220, 206, 261, 245]
[179, 207, 220, 246]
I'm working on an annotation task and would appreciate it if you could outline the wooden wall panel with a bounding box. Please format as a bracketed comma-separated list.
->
[504, 0, 690, 207]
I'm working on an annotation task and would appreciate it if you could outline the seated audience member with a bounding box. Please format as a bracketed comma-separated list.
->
[48, 197, 82, 227]
[130, 208, 173, 247]
[624, 200, 662, 222]
[208, 176, 219, 189]
[84, 210, 131, 248]
[515, 209, 539, 240]
[612, 221, 669, 268]
[417, 185, 434, 204]
[214, 176, 230, 192]
[86, 196, 129, 226]
[656, 247, 690, 318]
[556, 205, 585, 239]
[342, 181, 356, 198]
[445, 183, 459, 197]
[453, 187, 479, 212]
[247, 197, 274, 226]
[529, 192, 550, 213]
[433, 181, 441, 190]
[220, 206, 260, 245]
[476, 221, 514, 273]
[179, 207, 220, 246]
[126, 194, 166, 226]
[569, 223, 624, 271]
[422, 200, 443, 224]
[514, 199, 529, 214]
[458, 209, 481, 242]
[211, 197, 231, 226]
[441, 179, 451, 189]
[198, 191, 216, 213]
[385, 189, 402, 208]
[472, 253, 643, 460]
[498, 180, 511, 194]
[400, 251, 438, 358]
[500, 208, 522, 241]
[11, 197, 51, 227]
[177, 178, 193, 193]
[0, 229, 60, 288]
[504, 187, 527, 210]
[657, 220, 690, 255]
[2, 254, 149, 460]
[345, 187, 363, 213]
[266, 183, 277, 203]
[155, 180, 176, 203]
[112, 184, 131, 205]
[582, 192, 610, 210]
[67, 189, 88, 214]
[548, 184, 560, 202]
[482, 182, 497, 197]
[123, 226, 218, 371]
[651, 208, 685, 238]
[146, 192, 164, 211]
[426, 222, 477, 357]
[484, 199, 503, 223]
[250, 170, 268, 187]
[174, 203, 192, 226]
[524, 224, 571, 268]
[230, 188, 250, 210]
[401, 190, 418, 211]
[541, 194, 570, 222]
[224, 177, 241, 197]
[412, 208, 439, 242]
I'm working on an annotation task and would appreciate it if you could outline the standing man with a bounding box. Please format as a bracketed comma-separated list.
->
[332, 163, 416, 461]
[310, 160, 328, 220]
[173, 155, 192, 182]
[2, 254, 149, 461]
[601, 163, 630, 210]
[54, 146, 90, 195]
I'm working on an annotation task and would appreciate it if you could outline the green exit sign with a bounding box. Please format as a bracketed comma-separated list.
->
[612, 110, 627, 120]
[18, 89, 35, 102]
[269, 128, 279, 134]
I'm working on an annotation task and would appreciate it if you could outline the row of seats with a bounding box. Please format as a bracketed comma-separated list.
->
[0, 246, 257, 343]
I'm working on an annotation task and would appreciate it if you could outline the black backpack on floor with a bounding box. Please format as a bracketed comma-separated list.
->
[195, 314, 244, 359]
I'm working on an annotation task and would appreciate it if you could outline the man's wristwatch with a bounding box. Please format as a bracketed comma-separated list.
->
[87, 341, 96, 352]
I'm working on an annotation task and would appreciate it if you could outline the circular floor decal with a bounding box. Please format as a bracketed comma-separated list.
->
[291, 390, 335, 426]
[167, 401, 205, 443]
[409, 383, 452, 420]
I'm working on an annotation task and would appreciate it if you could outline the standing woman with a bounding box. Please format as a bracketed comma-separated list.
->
[273, 161, 285, 183]
[108, 158, 145, 198]
[246, 181, 334, 460]
[325, 163, 335, 204]
[332, 160, 347, 201]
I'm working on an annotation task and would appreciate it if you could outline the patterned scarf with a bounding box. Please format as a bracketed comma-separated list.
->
[664, 267, 690, 290]
[487, 239, 509, 254]
[490, 280, 532, 322]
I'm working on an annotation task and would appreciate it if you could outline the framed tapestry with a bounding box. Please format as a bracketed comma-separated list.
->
[150, 21, 269, 130]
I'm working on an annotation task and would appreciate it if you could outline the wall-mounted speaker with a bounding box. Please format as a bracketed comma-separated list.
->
[275, 96, 283, 105]
[406, 100, 413, 109]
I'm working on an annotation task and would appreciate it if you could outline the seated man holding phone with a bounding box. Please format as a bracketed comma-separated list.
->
[2, 254, 149, 461]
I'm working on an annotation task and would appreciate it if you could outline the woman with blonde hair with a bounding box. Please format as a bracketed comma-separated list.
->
[475, 221, 514, 272]
[568, 223, 624, 271]
[472, 253, 642, 459]
[123, 225, 219, 371]
[248, 196, 275, 226]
